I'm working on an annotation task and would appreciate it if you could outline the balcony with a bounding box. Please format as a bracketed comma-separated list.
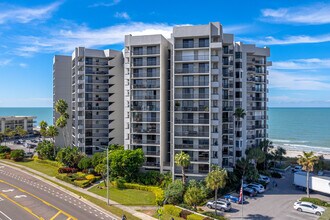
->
[175, 55, 209, 61]
[131, 105, 160, 111]
[132, 117, 160, 123]
[174, 131, 209, 137]
[85, 71, 109, 75]
[222, 140, 234, 145]
[132, 95, 160, 100]
[174, 43, 209, 49]
[222, 60, 234, 66]
[222, 106, 234, 111]
[223, 48, 234, 55]
[145, 151, 160, 156]
[222, 118, 234, 123]
[175, 81, 208, 87]
[191, 157, 209, 162]
[222, 83, 234, 89]
[247, 106, 267, 111]
[85, 106, 109, 111]
[175, 93, 209, 99]
[132, 72, 160, 78]
[144, 162, 160, 167]
[132, 139, 160, 145]
[175, 68, 209, 74]
[222, 70, 234, 77]
[132, 49, 160, 56]
[132, 128, 160, 134]
[222, 129, 234, 134]
[222, 95, 234, 100]
[174, 119, 209, 124]
[246, 115, 266, 120]
[174, 106, 209, 112]
[175, 144, 209, 150]
[132, 83, 160, 89]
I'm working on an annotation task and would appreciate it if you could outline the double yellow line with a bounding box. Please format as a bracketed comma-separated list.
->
[0, 180, 77, 220]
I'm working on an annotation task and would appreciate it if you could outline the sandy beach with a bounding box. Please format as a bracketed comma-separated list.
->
[284, 149, 330, 160]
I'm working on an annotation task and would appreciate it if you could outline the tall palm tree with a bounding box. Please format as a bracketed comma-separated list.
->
[0, 132, 4, 145]
[258, 140, 274, 170]
[15, 126, 27, 138]
[297, 151, 319, 198]
[205, 166, 227, 215]
[39, 120, 48, 140]
[47, 125, 59, 157]
[276, 147, 286, 165]
[55, 99, 69, 146]
[247, 147, 265, 168]
[233, 108, 246, 136]
[174, 152, 190, 184]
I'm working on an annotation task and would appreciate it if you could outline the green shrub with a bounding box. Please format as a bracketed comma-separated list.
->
[73, 180, 91, 188]
[124, 183, 164, 205]
[187, 214, 204, 220]
[10, 149, 24, 161]
[202, 212, 227, 220]
[0, 146, 11, 154]
[270, 172, 282, 178]
[56, 174, 74, 183]
[113, 178, 126, 189]
[180, 209, 192, 219]
[300, 197, 330, 207]
[0, 153, 7, 159]
[34, 157, 62, 167]
[163, 205, 182, 217]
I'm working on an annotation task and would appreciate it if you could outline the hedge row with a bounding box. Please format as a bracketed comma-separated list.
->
[56, 173, 101, 188]
[33, 157, 62, 167]
[301, 197, 330, 207]
[123, 183, 164, 205]
[163, 205, 213, 220]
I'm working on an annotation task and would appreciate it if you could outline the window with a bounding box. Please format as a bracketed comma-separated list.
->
[133, 47, 143, 55]
[182, 39, 194, 48]
[199, 63, 209, 73]
[212, 151, 218, 159]
[235, 62, 242, 68]
[212, 113, 218, 120]
[133, 58, 143, 66]
[199, 38, 209, 47]
[212, 100, 218, 107]
[212, 88, 218, 94]
[212, 75, 218, 82]
[235, 52, 242, 59]
[147, 57, 157, 66]
[199, 76, 208, 85]
[147, 46, 157, 54]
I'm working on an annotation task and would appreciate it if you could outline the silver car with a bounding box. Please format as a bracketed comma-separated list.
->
[293, 201, 325, 216]
[206, 199, 231, 212]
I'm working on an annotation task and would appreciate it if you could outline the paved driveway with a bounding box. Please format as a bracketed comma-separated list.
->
[225, 170, 329, 220]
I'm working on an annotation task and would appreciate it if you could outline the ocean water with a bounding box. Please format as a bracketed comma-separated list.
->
[0, 107, 53, 126]
[0, 107, 329, 152]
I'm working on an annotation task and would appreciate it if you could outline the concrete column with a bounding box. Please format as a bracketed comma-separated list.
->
[1, 120, 5, 132]
[23, 119, 28, 131]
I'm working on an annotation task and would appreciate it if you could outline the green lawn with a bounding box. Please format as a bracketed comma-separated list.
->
[319, 207, 330, 220]
[89, 182, 156, 206]
[152, 212, 184, 220]
[15, 160, 59, 176]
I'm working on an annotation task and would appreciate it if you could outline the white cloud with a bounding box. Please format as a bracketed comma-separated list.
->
[88, 0, 121, 8]
[223, 24, 253, 34]
[0, 1, 62, 24]
[272, 58, 330, 70]
[0, 59, 11, 66]
[269, 70, 330, 91]
[19, 63, 28, 68]
[15, 22, 174, 54]
[261, 3, 330, 25]
[240, 34, 330, 45]
[114, 12, 130, 20]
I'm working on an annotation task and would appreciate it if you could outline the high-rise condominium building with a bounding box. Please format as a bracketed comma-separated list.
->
[124, 22, 270, 179]
[124, 35, 172, 172]
[0, 116, 36, 134]
[54, 47, 124, 154]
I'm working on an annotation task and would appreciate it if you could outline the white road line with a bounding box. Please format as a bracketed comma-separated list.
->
[1, 189, 14, 193]
[0, 211, 13, 220]
[14, 195, 27, 199]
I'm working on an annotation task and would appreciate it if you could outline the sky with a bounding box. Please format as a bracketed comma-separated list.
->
[0, 0, 330, 107]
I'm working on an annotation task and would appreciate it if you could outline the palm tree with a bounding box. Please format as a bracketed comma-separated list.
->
[233, 108, 246, 128]
[39, 120, 48, 140]
[15, 126, 27, 138]
[47, 125, 59, 157]
[297, 151, 319, 198]
[205, 166, 227, 215]
[55, 99, 69, 146]
[174, 152, 190, 184]
[276, 147, 286, 165]
[247, 147, 265, 168]
[0, 132, 4, 145]
[258, 140, 274, 170]
[4, 128, 15, 141]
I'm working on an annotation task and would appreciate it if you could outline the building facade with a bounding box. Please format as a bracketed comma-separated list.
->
[53, 47, 124, 154]
[0, 116, 36, 134]
[53, 55, 72, 147]
[124, 22, 270, 179]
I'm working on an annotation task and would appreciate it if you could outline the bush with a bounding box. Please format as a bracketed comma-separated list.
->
[113, 178, 126, 189]
[124, 183, 164, 205]
[0, 146, 11, 154]
[202, 212, 227, 220]
[301, 197, 330, 207]
[165, 179, 185, 205]
[180, 209, 192, 219]
[163, 205, 182, 217]
[73, 180, 91, 188]
[85, 174, 95, 180]
[78, 156, 92, 171]
[58, 167, 78, 173]
[0, 153, 7, 159]
[56, 174, 74, 183]
[34, 157, 62, 167]
[271, 172, 282, 178]
[187, 214, 204, 220]
[10, 149, 24, 161]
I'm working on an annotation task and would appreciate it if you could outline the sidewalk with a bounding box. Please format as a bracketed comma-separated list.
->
[0, 160, 157, 220]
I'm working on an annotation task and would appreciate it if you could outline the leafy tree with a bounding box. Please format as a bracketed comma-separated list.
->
[184, 185, 206, 211]
[15, 126, 27, 137]
[235, 158, 259, 182]
[205, 166, 227, 215]
[95, 163, 107, 187]
[0, 145, 11, 154]
[108, 144, 124, 151]
[164, 179, 185, 205]
[109, 148, 144, 181]
[39, 120, 48, 139]
[258, 140, 274, 170]
[46, 125, 59, 157]
[91, 152, 106, 168]
[4, 128, 15, 140]
[0, 132, 4, 145]
[297, 151, 319, 198]
[275, 147, 286, 165]
[247, 147, 266, 168]
[55, 99, 69, 146]
[10, 149, 25, 161]
[36, 140, 57, 160]
[56, 147, 83, 168]
[78, 156, 92, 171]
[314, 155, 325, 172]
[174, 151, 190, 184]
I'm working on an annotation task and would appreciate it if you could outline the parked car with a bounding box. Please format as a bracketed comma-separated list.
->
[258, 175, 270, 183]
[224, 194, 245, 204]
[206, 199, 231, 211]
[292, 165, 302, 173]
[24, 152, 33, 158]
[243, 183, 265, 193]
[293, 201, 325, 216]
[242, 187, 257, 197]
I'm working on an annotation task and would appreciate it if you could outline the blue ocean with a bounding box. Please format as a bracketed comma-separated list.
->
[0, 107, 329, 152]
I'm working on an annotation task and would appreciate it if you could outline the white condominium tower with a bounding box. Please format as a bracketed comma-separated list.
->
[124, 35, 172, 172]
[54, 47, 124, 154]
[124, 22, 270, 179]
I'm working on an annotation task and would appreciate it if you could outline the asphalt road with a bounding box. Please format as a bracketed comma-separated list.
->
[0, 164, 118, 220]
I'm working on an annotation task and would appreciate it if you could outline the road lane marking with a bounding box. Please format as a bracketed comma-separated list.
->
[1, 189, 14, 193]
[0, 211, 13, 220]
[14, 195, 27, 199]
[0, 193, 41, 220]
[0, 180, 77, 220]
[50, 211, 62, 220]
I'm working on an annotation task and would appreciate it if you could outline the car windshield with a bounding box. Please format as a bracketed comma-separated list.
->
[312, 205, 317, 209]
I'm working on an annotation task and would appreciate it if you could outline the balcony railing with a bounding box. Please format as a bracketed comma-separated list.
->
[131, 105, 160, 111]
[175, 68, 209, 74]
[132, 95, 160, 100]
[175, 144, 209, 150]
[174, 131, 209, 137]
[247, 106, 267, 111]
[132, 49, 160, 55]
[174, 119, 209, 124]
[85, 71, 109, 75]
[175, 94, 209, 99]
[174, 106, 209, 112]
[222, 106, 234, 111]
[132, 72, 160, 78]
[175, 55, 209, 61]
[175, 43, 209, 49]
[132, 128, 160, 133]
[132, 84, 160, 89]
[175, 81, 209, 87]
